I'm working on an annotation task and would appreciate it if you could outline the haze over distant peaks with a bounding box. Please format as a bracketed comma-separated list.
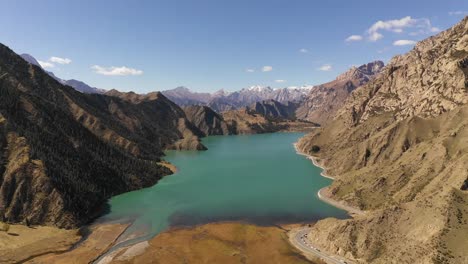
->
[20, 53, 41, 67]
[162, 85, 313, 112]
[19, 53, 105, 94]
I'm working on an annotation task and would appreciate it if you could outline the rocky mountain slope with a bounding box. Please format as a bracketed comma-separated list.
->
[107, 90, 314, 137]
[183, 103, 309, 136]
[102, 89, 206, 151]
[221, 108, 288, 134]
[295, 61, 384, 125]
[183, 105, 232, 136]
[20, 53, 105, 94]
[297, 16, 468, 263]
[0, 44, 206, 228]
[247, 99, 298, 120]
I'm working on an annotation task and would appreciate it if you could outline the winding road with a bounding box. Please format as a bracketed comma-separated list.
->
[291, 228, 353, 264]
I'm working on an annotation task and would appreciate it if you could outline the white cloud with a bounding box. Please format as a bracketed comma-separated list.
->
[37, 55, 72, 68]
[91, 65, 143, 76]
[393, 39, 417, 46]
[50, 56, 72, 64]
[246, 68, 255, 73]
[38, 60, 54, 68]
[317, 64, 332, 71]
[449, 11, 468, 16]
[369, 32, 383, 41]
[345, 35, 363, 42]
[262, 66, 273, 72]
[368, 16, 414, 34]
[299, 48, 309, 53]
[275, 79, 286, 83]
[366, 16, 439, 41]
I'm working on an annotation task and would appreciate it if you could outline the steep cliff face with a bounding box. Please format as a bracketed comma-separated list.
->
[183, 105, 231, 136]
[221, 109, 288, 134]
[338, 26, 468, 126]
[247, 99, 297, 121]
[0, 43, 204, 228]
[296, 61, 384, 125]
[297, 17, 468, 263]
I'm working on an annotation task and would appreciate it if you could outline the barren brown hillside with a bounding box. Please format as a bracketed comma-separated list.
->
[297, 16, 468, 263]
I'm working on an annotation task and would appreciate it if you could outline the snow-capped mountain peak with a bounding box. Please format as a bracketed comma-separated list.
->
[245, 85, 273, 92]
[285, 85, 314, 91]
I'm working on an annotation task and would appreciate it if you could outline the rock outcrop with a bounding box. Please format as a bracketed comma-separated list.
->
[183, 105, 232, 136]
[296, 61, 384, 125]
[221, 109, 288, 134]
[297, 16, 468, 263]
[247, 99, 297, 121]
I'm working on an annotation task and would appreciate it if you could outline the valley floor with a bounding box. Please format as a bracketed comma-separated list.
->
[92, 222, 318, 264]
[6, 222, 328, 264]
[0, 224, 80, 263]
[0, 222, 132, 264]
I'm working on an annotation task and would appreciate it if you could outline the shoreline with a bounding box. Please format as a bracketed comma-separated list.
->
[293, 143, 335, 180]
[157, 160, 178, 173]
[23, 134, 360, 263]
[293, 142, 364, 216]
[317, 187, 364, 216]
[92, 136, 353, 262]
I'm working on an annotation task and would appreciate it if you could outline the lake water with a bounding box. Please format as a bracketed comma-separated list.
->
[100, 132, 347, 243]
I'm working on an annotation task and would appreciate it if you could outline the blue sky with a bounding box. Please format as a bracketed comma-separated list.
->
[1, 0, 467, 93]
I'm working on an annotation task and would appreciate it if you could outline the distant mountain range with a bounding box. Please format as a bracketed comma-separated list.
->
[18, 54, 314, 112]
[20, 53, 105, 94]
[19, 53, 383, 127]
[162, 85, 313, 112]
[247, 99, 298, 120]
[161, 61, 384, 126]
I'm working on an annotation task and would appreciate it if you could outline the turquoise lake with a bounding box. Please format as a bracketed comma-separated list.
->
[100, 132, 347, 242]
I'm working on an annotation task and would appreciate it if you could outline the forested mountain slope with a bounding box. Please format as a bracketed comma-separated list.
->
[0, 43, 204, 228]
